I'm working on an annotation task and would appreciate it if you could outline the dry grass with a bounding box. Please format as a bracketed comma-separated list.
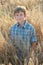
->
[0, 0, 43, 65]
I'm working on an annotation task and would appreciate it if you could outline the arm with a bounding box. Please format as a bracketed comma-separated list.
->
[31, 42, 36, 52]
[30, 26, 37, 56]
[9, 26, 15, 44]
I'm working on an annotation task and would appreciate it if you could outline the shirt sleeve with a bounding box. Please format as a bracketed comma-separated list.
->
[9, 26, 15, 44]
[30, 26, 37, 44]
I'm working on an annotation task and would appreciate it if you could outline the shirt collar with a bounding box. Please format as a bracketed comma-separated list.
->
[16, 20, 28, 28]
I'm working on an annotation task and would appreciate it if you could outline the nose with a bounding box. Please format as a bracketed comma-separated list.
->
[17, 15, 22, 19]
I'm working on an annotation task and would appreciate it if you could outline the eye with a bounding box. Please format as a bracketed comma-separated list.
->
[16, 14, 19, 16]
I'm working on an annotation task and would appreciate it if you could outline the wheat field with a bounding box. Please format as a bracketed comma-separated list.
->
[0, 0, 43, 65]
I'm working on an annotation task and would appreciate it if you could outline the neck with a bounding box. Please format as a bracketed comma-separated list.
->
[18, 20, 26, 26]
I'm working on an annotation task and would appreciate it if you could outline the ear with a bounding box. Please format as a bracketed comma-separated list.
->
[14, 15, 16, 19]
[14, 15, 16, 20]
[14, 13, 16, 17]
[24, 14, 26, 17]
[24, 14, 26, 19]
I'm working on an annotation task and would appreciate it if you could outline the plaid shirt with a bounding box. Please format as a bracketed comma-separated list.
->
[10, 21, 37, 50]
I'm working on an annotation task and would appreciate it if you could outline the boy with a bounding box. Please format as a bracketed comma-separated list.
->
[10, 6, 37, 64]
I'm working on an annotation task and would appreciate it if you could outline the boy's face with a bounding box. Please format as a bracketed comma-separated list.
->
[14, 11, 26, 24]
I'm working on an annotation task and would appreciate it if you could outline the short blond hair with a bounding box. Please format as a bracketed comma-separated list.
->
[14, 6, 26, 15]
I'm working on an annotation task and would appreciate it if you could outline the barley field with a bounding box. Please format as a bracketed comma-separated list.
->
[0, 0, 43, 65]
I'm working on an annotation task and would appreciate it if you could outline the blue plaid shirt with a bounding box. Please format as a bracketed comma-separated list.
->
[10, 21, 37, 50]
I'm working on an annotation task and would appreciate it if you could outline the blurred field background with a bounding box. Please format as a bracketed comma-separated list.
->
[0, 0, 43, 65]
[0, 0, 43, 32]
